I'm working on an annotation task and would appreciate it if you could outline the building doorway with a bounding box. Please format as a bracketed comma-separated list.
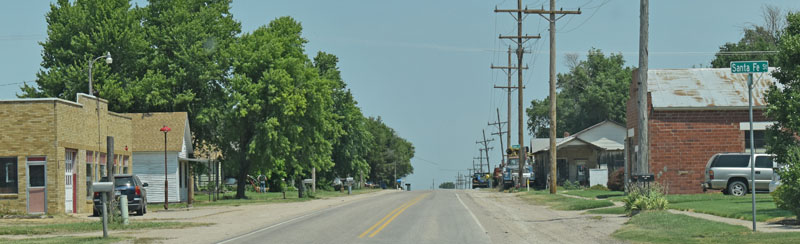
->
[27, 157, 47, 214]
[65, 150, 77, 213]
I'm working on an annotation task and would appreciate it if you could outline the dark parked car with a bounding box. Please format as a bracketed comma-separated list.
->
[93, 174, 148, 216]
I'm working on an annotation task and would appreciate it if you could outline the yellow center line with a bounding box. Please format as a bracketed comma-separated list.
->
[368, 193, 429, 238]
[358, 193, 428, 238]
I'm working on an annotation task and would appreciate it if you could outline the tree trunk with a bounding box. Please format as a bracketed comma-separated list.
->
[236, 156, 250, 199]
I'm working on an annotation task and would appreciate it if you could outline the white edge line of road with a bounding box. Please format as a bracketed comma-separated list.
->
[216, 192, 382, 244]
[455, 192, 487, 234]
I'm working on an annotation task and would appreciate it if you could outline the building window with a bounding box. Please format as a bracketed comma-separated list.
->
[0, 157, 18, 194]
[123, 156, 129, 174]
[99, 153, 107, 178]
[744, 130, 766, 152]
[86, 151, 94, 197]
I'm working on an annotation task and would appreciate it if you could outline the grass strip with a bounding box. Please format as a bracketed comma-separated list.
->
[150, 189, 382, 209]
[0, 236, 126, 244]
[613, 211, 800, 244]
[519, 190, 614, 210]
[561, 189, 625, 201]
[586, 206, 626, 215]
[666, 193, 792, 222]
[0, 221, 206, 235]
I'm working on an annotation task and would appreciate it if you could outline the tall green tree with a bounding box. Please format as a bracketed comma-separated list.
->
[22, 0, 241, 150]
[220, 17, 340, 198]
[711, 5, 784, 68]
[21, 0, 148, 105]
[314, 52, 373, 181]
[527, 49, 631, 138]
[364, 117, 414, 187]
[766, 11, 800, 219]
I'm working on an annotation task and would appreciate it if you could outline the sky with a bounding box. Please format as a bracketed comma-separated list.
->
[2, 0, 800, 190]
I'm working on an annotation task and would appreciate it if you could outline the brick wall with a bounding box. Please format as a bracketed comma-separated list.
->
[0, 95, 133, 214]
[649, 110, 767, 194]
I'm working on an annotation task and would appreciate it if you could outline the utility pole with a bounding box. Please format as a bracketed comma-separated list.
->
[495, 0, 542, 193]
[637, 0, 650, 176]
[517, 1, 581, 194]
[489, 108, 508, 166]
[477, 130, 494, 174]
[492, 46, 529, 162]
[474, 155, 485, 173]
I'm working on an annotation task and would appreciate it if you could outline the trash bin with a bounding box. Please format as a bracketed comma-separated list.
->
[405, 183, 411, 191]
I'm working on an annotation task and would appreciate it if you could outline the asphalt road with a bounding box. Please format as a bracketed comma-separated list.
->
[217, 190, 491, 244]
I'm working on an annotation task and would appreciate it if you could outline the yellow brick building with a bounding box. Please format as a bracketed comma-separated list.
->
[0, 94, 133, 215]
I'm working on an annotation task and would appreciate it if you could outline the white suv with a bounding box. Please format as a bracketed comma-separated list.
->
[702, 153, 775, 196]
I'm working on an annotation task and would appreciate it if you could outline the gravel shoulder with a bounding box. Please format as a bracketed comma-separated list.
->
[463, 190, 627, 244]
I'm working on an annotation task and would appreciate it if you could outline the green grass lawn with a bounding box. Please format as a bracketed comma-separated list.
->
[148, 188, 382, 210]
[0, 236, 126, 244]
[561, 189, 625, 201]
[586, 206, 626, 215]
[613, 211, 800, 244]
[0, 221, 204, 235]
[666, 193, 793, 222]
[519, 190, 614, 210]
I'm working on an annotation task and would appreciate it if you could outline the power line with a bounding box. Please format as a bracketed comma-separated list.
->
[0, 81, 34, 87]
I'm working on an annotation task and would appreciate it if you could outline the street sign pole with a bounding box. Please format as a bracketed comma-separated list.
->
[748, 72, 756, 232]
[730, 60, 767, 232]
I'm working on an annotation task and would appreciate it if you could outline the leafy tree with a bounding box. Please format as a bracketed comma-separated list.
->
[21, 0, 148, 105]
[766, 11, 800, 219]
[364, 117, 414, 187]
[527, 49, 631, 137]
[22, 0, 240, 151]
[711, 5, 784, 68]
[314, 52, 373, 182]
[220, 17, 340, 198]
[438, 182, 455, 189]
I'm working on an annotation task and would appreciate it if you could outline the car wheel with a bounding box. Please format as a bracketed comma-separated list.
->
[728, 181, 747, 196]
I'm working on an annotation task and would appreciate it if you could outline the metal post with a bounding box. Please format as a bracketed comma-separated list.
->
[107, 137, 115, 223]
[748, 73, 756, 232]
[164, 130, 168, 210]
[101, 194, 108, 238]
[120, 194, 129, 225]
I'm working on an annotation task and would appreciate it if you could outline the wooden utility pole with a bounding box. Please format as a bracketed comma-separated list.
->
[495, 0, 542, 191]
[519, 1, 581, 194]
[637, 0, 650, 176]
[488, 108, 508, 166]
[492, 46, 528, 161]
[477, 130, 494, 174]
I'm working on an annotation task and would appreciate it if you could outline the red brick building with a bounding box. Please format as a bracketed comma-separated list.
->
[626, 68, 777, 194]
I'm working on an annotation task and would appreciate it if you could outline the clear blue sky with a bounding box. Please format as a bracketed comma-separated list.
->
[2, 0, 799, 189]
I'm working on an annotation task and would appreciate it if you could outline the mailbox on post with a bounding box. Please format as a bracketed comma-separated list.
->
[93, 182, 114, 238]
[345, 177, 354, 195]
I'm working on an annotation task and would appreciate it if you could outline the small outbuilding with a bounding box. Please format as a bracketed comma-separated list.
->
[532, 121, 626, 187]
[626, 68, 777, 194]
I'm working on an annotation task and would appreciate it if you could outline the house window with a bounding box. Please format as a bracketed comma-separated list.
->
[99, 153, 107, 178]
[0, 157, 18, 194]
[744, 130, 766, 152]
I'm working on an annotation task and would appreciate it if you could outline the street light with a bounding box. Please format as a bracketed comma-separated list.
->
[160, 125, 171, 210]
[88, 52, 112, 95]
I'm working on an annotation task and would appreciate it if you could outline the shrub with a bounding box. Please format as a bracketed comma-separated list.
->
[608, 168, 624, 191]
[623, 183, 668, 216]
[589, 184, 609, 191]
[772, 183, 800, 219]
[561, 180, 583, 190]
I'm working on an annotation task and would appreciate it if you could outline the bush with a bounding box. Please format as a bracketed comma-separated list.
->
[623, 183, 668, 216]
[608, 168, 624, 191]
[772, 183, 800, 219]
[589, 184, 610, 191]
[561, 180, 583, 190]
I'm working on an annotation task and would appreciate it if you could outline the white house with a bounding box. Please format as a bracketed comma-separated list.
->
[129, 112, 193, 203]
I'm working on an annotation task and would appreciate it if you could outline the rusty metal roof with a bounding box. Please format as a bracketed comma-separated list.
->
[647, 68, 779, 110]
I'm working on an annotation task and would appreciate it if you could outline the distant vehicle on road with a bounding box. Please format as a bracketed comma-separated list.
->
[472, 173, 489, 189]
[93, 174, 148, 216]
[702, 153, 775, 196]
[502, 147, 533, 189]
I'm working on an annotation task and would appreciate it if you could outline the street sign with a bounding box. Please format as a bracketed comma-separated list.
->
[730, 61, 768, 74]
